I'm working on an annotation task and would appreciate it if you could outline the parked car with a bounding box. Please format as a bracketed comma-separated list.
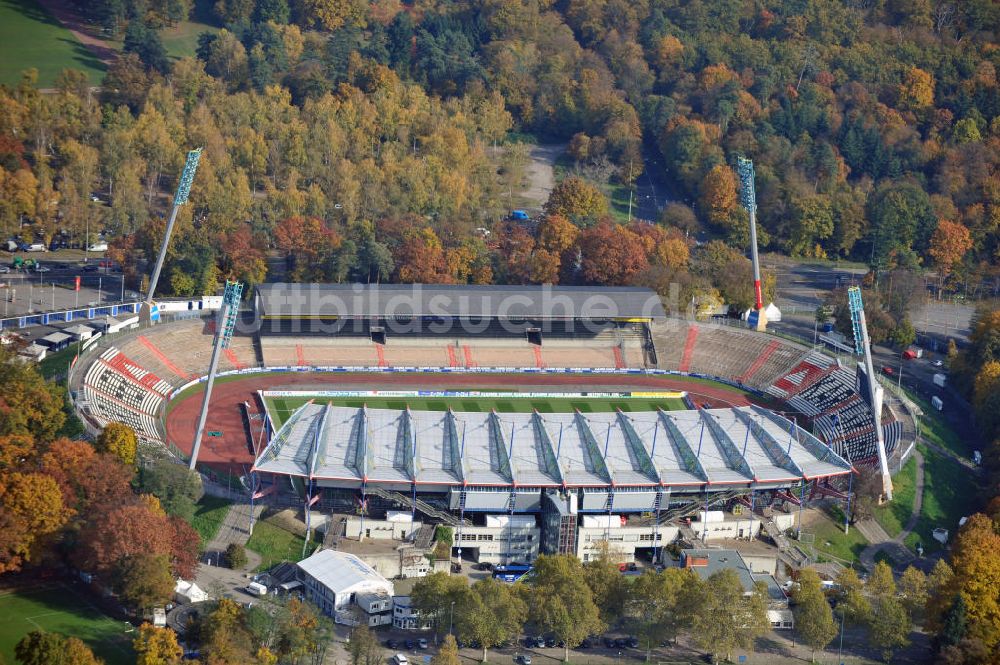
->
[535, 637, 546, 648]
[626, 637, 639, 649]
[544, 637, 556, 648]
[404, 640, 414, 650]
[579, 638, 592, 649]
[933, 359, 944, 367]
[881, 366, 894, 376]
[386, 640, 398, 649]
[417, 639, 428, 650]
[26, 243, 47, 252]
[614, 638, 627, 649]
[603, 638, 616, 648]
[516, 655, 532, 665]
[88, 242, 108, 252]
[392, 654, 408, 665]
[34, 264, 50, 272]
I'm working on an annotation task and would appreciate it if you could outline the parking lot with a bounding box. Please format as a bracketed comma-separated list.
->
[0, 250, 131, 319]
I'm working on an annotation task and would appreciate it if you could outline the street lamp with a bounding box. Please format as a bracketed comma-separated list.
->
[449, 601, 455, 636]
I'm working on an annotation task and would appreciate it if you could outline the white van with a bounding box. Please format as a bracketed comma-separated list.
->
[27, 243, 46, 252]
[88, 242, 108, 252]
[393, 654, 409, 665]
[246, 582, 268, 596]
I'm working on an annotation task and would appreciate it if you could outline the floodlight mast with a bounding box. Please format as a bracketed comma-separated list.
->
[145, 148, 202, 311]
[189, 279, 243, 470]
[847, 286, 893, 500]
[737, 157, 766, 329]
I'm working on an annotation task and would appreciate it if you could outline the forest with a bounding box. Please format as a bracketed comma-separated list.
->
[0, 0, 996, 311]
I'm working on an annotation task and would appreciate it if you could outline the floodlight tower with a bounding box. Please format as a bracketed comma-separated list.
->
[144, 148, 202, 319]
[847, 286, 893, 500]
[189, 279, 243, 470]
[736, 156, 766, 331]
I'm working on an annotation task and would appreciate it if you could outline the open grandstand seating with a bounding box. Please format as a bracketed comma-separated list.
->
[80, 347, 165, 444]
[117, 318, 258, 379]
[685, 328, 775, 382]
[765, 352, 836, 399]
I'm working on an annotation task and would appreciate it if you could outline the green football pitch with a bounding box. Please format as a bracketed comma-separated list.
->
[263, 393, 689, 430]
[0, 584, 135, 664]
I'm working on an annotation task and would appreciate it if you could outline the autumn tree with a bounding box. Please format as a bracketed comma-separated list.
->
[117, 553, 175, 610]
[577, 220, 649, 285]
[456, 577, 526, 661]
[939, 514, 1000, 649]
[96, 422, 138, 467]
[15, 631, 102, 665]
[134, 623, 183, 665]
[698, 164, 738, 227]
[865, 561, 911, 661]
[899, 566, 928, 623]
[0, 471, 66, 573]
[527, 554, 604, 661]
[544, 176, 608, 224]
[0, 347, 66, 440]
[836, 568, 872, 626]
[582, 542, 630, 626]
[792, 569, 838, 661]
[431, 634, 461, 665]
[348, 623, 381, 665]
[929, 220, 972, 276]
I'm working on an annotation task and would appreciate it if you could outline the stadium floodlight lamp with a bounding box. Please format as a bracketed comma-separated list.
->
[174, 148, 203, 205]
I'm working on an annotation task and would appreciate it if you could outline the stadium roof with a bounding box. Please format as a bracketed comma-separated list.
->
[253, 403, 851, 490]
[254, 283, 666, 320]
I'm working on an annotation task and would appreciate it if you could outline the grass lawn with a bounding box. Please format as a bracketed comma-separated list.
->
[808, 505, 870, 567]
[160, 0, 218, 60]
[872, 455, 917, 538]
[38, 344, 80, 380]
[904, 444, 976, 555]
[0, 585, 135, 665]
[263, 393, 689, 429]
[0, 0, 106, 87]
[907, 389, 970, 459]
[189, 495, 232, 546]
[246, 515, 318, 571]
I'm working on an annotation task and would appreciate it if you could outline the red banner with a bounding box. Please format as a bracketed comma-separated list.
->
[74, 276, 80, 291]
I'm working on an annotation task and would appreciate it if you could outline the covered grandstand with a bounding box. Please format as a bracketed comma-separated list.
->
[251, 403, 853, 507]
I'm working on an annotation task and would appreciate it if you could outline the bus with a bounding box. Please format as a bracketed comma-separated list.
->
[492, 564, 532, 583]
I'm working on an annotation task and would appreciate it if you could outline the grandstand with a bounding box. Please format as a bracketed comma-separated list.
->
[252, 403, 852, 496]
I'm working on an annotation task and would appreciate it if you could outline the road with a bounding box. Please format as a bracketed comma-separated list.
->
[1, 251, 130, 319]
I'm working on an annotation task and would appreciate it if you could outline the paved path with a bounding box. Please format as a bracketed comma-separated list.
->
[859, 450, 925, 571]
[205, 501, 264, 556]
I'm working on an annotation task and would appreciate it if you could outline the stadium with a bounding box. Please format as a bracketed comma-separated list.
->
[66, 282, 906, 564]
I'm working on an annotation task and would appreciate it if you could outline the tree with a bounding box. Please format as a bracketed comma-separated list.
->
[690, 569, 770, 664]
[15, 632, 102, 665]
[76, 502, 174, 577]
[117, 554, 175, 610]
[577, 221, 650, 285]
[898, 67, 935, 110]
[836, 568, 872, 626]
[929, 220, 972, 276]
[627, 568, 700, 658]
[123, 18, 169, 73]
[0, 347, 66, 440]
[431, 635, 461, 665]
[410, 572, 470, 642]
[96, 422, 138, 467]
[899, 566, 928, 622]
[944, 514, 1000, 648]
[544, 176, 608, 224]
[582, 542, 630, 626]
[867, 595, 911, 661]
[456, 577, 526, 661]
[698, 164, 738, 227]
[0, 472, 66, 573]
[792, 569, 838, 661]
[138, 458, 204, 521]
[134, 623, 183, 665]
[226, 543, 248, 569]
[527, 554, 604, 661]
[348, 623, 381, 665]
[937, 594, 968, 651]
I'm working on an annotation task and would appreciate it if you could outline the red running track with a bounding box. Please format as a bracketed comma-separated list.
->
[164, 371, 757, 471]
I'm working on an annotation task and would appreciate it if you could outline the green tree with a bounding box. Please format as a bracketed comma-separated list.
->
[898, 566, 928, 624]
[690, 569, 770, 663]
[225, 543, 248, 569]
[867, 595, 911, 661]
[96, 422, 138, 467]
[411, 572, 470, 642]
[456, 577, 526, 661]
[527, 554, 605, 661]
[544, 176, 608, 225]
[792, 569, 838, 661]
[582, 542, 630, 626]
[627, 568, 700, 658]
[123, 18, 169, 73]
[138, 458, 204, 521]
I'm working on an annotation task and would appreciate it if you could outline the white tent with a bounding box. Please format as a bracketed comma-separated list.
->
[174, 579, 208, 604]
[764, 302, 782, 322]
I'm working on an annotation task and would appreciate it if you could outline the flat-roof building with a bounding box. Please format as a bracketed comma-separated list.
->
[296, 549, 394, 624]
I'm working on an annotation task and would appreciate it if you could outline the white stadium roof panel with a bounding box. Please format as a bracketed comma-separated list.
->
[252, 404, 851, 491]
